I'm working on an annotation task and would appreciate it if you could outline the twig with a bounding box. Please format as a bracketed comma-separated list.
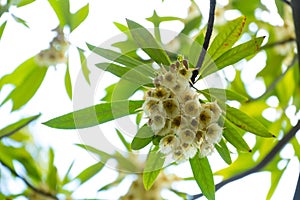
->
[294, 171, 300, 200]
[189, 120, 300, 200]
[0, 160, 58, 200]
[261, 38, 295, 50]
[191, 0, 216, 84]
[247, 55, 297, 102]
[282, 0, 291, 6]
[291, 0, 300, 71]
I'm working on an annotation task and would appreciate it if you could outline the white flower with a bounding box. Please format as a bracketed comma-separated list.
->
[171, 115, 188, 129]
[184, 100, 200, 117]
[179, 128, 195, 144]
[205, 123, 223, 144]
[172, 146, 184, 161]
[199, 141, 214, 157]
[198, 108, 213, 129]
[162, 98, 180, 118]
[157, 119, 171, 136]
[142, 97, 162, 116]
[181, 143, 197, 159]
[201, 101, 222, 121]
[149, 114, 166, 132]
[162, 72, 177, 88]
[159, 135, 179, 154]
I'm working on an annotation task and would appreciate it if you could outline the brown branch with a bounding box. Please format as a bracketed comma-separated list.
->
[291, 0, 300, 71]
[189, 120, 300, 200]
[0, 160, 58, 200]
[261, 38, 295, 50]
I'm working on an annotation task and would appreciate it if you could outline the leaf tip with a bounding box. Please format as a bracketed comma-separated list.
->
[248, 149, 252, 153]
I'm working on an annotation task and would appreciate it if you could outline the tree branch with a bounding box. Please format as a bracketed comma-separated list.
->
[189, 120, 300, 200]
[0, 160, 58, 200]
[191, 0, 216, 84]
[247, 55, 297, 102]
[291, 0, 300, 70]
[260, 37, 295, 50]
[294, 170, 300, 200]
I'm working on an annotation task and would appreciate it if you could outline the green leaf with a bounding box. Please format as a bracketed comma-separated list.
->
[47, 148, 58, 192]
[70, 4, 89, 31]
[96, 62, 152, 84]
[43, 100, 144, 129]
[98, 176, 124, 191]
[0, 21, 7, 40]
[78, 48, 90, 84]
[62, 161, 75, 186]
[126, 19, 171, 65]
[200, 88, 248, 103]
[189, 32, 205, 68]
[223, 119, 251, 152]
[74, 162, 104, 185]
[115, 129, 131, 152]
[143, 149, 165, 190]
[207, 16, 246, 61]
[131, 124, 154, 150]
[14, 0, 35, 7]
[201, 37, 265, 77]
[101, 83, 116, 102]
[0, 57, 48, 111]
[189, 154, 215, 200]
[0, 114, 41, 140]
[215, 139, 232, 165]
[65, 65, 72, 100]
[225, 105, 274, 137]
[11, 14, 29, 28]
[48, 0, 70, 28]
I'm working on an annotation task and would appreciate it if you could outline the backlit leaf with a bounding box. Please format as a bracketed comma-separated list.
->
[0, 114, 41, 140]
[215, 138, 232, 164]
[131, 124, 154, 150]
[43, 100, 144, 129]
[126, 19, 171, 65]
[65, 64, 72, 100]
[74, 162, 105, 185]
[70, 4, 89, 31]
[225, 105, 274, 137]
[190, 154, 215, 200]
[143, 148, 165, 190]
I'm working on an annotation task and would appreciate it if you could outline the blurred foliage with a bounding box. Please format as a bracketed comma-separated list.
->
[0, 0, 299, 200]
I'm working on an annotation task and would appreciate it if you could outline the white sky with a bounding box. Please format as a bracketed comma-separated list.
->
[0, 0, 299, 199]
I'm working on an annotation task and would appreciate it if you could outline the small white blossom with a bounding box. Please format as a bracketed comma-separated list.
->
[205, 123, 223, 144]
[159, 135, 179, 154]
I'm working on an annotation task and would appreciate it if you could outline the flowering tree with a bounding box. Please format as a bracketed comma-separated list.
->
[0, 0, 299, 199]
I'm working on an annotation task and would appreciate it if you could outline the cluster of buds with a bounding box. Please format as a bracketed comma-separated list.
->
[35, 29, 69, 66]
[143, 58, 223, 162]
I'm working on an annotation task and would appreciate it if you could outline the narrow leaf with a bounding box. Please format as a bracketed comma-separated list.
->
[62, 161, 75, 186]
[0, 114, 41, 140]
[189, 154, 215, 200]
[223, 118, 251, 152]
[202, 37, 265, 77]
[215, 139, 232, 164]
[15, 0, 35, 7]
[0, 21, 7, 40]
[48, 0, 70, 28]
[131, 124, 154, 150]
[47, 148, 58, 192]
[225, 105, 274, 137]
[70, 4, 89, 31]
[74, 162, 104, 185]
[200, 88, 248, 102]
[78, 48, 90, 84]
[64, 65, 72, 99]
[207, 16, 246, 61]
[126, 19, 171, 65]
[143, 149, 165, 190]
[116, 129, 131, 152]
[43, 100, 144, 129]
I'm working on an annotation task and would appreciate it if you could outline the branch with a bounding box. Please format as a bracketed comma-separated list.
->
[291, 0, 300, 70]
[294, 170, 300, 200]
[191, 0, 216, 84]
[0, 160, 58, 200]
[260, 37, 295, 50]
[247, 55, 297, 102]
[189, 120, 300, 200]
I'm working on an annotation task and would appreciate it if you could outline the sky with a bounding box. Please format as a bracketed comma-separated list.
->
[0, 0, 299, 199]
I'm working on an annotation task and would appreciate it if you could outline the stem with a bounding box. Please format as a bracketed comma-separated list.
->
[189, 120, 300, 200]
[291, 0, 300, 70]
[294, 170, 300, 200]
[191, 0, 216, 84]
[260, 38, 295, 50]
[247, 55, 297, 102]
[0, 160, 58, 200]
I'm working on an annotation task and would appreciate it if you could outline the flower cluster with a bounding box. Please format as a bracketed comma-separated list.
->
[35, 29, 69, 66]
[143, 58, 223, 162]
